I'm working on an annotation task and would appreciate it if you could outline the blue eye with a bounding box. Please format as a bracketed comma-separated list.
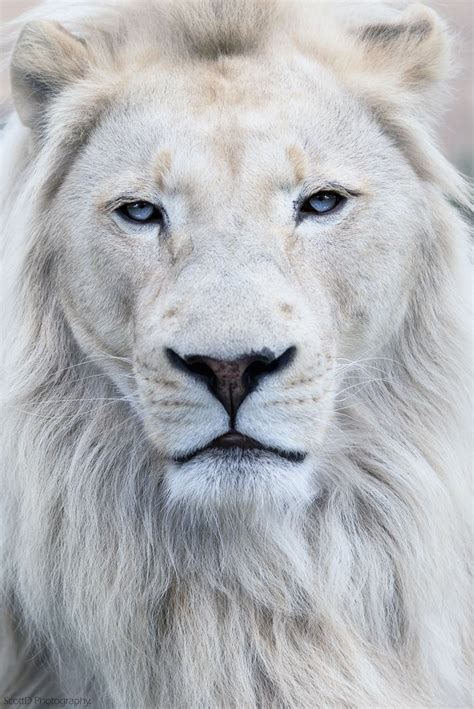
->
[117, 201, 162, 224]
[301, 191, 344, 216]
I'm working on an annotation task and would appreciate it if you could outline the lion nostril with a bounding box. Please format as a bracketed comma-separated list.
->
[243, 359, 268, 387]
[165, 348, 216, 388]
[166, 346, 296, 423]
[245, 346, 296, 385]
[184, 358, 216, 382]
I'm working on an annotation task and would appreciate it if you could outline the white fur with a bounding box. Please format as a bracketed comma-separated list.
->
[1, 1, 472, 707]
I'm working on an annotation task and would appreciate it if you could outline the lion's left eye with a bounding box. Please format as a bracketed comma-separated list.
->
[117, 201, 162, 224]
[300, 191, 345, 216]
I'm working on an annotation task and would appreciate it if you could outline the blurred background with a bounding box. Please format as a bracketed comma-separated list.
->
[0, 0, 472, 178]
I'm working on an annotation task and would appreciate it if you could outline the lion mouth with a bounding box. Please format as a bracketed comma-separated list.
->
[173, 431, 306, 464]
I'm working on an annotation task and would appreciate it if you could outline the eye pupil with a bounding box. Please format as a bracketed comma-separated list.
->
[301, 191, 343, 216]
[119, 201, 159, 223]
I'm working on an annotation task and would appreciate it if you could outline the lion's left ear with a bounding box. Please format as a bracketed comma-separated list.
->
[347, 4, 468, 206]
[351, 3, 450, 111]
[10, 20, 89, 129]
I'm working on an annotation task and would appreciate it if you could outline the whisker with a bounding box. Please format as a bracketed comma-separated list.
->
[10, 394, 142, 421]
[334, 378, 391, 404]
[68, 371, 137, 385]
[47, 354, 134, 378]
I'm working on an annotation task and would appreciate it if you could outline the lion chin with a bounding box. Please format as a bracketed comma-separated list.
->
[0, 0, 471, 708]
[164, 447, 313, 514]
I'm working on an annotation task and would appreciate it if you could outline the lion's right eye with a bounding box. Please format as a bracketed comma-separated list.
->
[300, 191, 345, 217]
[116, 201, 162, 224]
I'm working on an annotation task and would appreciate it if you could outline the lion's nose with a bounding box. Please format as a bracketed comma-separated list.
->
[166, 346, 296, 421]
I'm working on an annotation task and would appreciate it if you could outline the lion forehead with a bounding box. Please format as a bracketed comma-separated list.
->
[73, 54, 378, 207]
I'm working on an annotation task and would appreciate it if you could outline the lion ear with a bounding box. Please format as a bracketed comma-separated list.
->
[347, 4, 468, 205]
[353, 3, 449, 99]
[10, 20, 89, 129]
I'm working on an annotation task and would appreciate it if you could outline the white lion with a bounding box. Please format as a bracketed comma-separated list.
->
[0, 1, 471, 707]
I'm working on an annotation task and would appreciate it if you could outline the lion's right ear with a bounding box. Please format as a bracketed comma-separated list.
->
[10, 20, 89, 129]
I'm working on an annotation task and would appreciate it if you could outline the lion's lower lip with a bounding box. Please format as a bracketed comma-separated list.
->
[173, 431, 306, 464]
[212, 432, 266, 450]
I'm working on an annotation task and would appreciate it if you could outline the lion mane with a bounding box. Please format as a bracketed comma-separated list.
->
[0, 1, 471, 707]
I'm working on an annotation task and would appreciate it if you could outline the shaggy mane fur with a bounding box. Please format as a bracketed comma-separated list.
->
[1, 2, 472, 708]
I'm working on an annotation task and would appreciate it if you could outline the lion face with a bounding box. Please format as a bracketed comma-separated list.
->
[4, 4, 471, 706]
[46, 54, 423, 512]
